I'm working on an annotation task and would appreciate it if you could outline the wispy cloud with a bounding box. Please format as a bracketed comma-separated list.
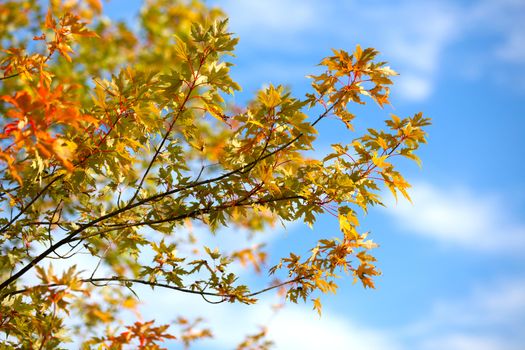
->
[419, 334, 521, 350]
[384, 182, 525, 252]
[351, 2, 460, 101]
[266, 307, 400, 350]
[468, 0, 525, 63]
[220, 0, 316, 34]
[407, 278, 525, 350]
[135, 274, 525, 349]
[217, 0, 525, 101]
[394, 73, 433, 102]
[269, 278, 525, 350]
[430, 279, 525, 328]
[216, 0, 462, 101]
[137, 284, 401, 350]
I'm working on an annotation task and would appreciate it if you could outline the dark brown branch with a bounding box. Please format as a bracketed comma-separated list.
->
[128, 49, 208, 205]
[47, 199, 65, 259]
[1, 275, 310, 301]
[247, 275, 311, 298]
[68, 193, 303, 243]
[0, 72, 22, 81]
[127, 108, 181, 205]
[0, 191, 304, 291]
[0, 175, 64, 235]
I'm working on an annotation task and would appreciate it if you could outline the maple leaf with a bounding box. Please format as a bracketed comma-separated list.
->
[312, 297, 323, 316]
[52, 138, 78, 170]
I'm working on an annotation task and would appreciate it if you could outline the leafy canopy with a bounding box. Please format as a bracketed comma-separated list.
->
[0, 0, 430, 348]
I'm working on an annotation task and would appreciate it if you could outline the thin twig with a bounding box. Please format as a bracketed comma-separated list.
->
[1, 275, 310, 301]
[127, 49, 209, 205]
[0, 175, 63, 235]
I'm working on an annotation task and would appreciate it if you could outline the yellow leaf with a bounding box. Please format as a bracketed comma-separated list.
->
[312, 297, 322, 316]
[122, 297, 138, 310]
[377, 137, 388, 150]
[339, 214, 359, 240]
[355, 44, 363, 61]
[206, 104, 228, 123]
[53, 138, 77, 171]
[57, 43, 74, 62]
[372, 152, 388, 168]
[258, 85, 282, 108]
[346, 211, 359, 226]
[92, 309, 113, 323]
[45, 9, 55, 29]
[359, 239, 378, 250]
[391, 114, 401, 124]
[173, 35, 188, 59]
[247, 119, 264, 128]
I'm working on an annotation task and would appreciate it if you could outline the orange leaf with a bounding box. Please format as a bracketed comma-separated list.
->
[45, 10, 55, 29]
[86, 0, 103, 13]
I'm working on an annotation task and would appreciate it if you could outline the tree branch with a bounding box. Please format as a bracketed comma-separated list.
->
[0, 175, 64, 235]
[1, 275, 310, 301]
[68, 194, 303, 242]
[0, 72, 22, 81]
[0, 192, 304, 291]
[128, 49, 209, 205]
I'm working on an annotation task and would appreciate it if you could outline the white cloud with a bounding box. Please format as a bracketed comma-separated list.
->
[224, 0, 316, 33]
[497, 31, 525, 62]
[419, 334, 520, 350]
[430, 279, 525, 328]
[215, 0, 461, 102]
[355, 2, 460, 101]
[385, 182, 525, 251]
[134, 274, 525, 350]
[219, 0, 525, 100]
[408, 279, 525, 350]
[467, 0, 525, 63]
[136, 285, 400, 350]
[267, 307, 400, 350]
[396, 74, 433, 101]
[216, 0, 319, 50]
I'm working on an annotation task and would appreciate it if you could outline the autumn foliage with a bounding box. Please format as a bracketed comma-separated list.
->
[0, 0, 429, 348]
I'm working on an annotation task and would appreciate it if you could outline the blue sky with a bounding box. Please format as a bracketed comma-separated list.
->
[99, 1, 525, 349]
